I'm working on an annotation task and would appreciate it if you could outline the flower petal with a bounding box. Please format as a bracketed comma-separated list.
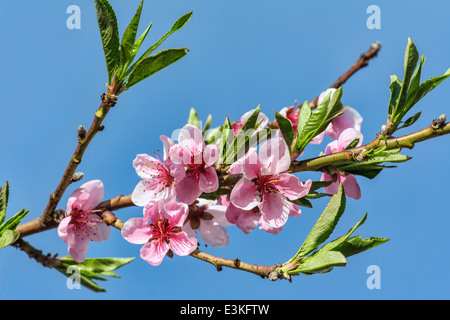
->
[242, 147, 261, 180]
[169, 232, 198, 256]
[341, 174, 361, 200]
[199, 221, 229, 248]
[321, 173, 340, 195]
[199, 166, 219, 193]
[176, 175, 202, 205]
[275, 174, 312, 200]
[230, 177, 261, 210]
[326, 107, 363, 140]
[203, 144, 219, 167]
[121, 217, 152, 244]
[225, 204, 259, 234]
[86, 216, 111, 242]
[258, 137, 290, 175]
[178, 124, 205, 156]
[337, 128, 363, 152]
[68, 237, 90, 263]
[260, 192, 290, 228]
[140, 240, 169, 266]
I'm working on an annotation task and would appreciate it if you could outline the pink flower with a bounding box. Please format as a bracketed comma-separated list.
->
[169, 124, 220, 205]
[310, 88, 363, 144]
[225, 197, 301, 235]
[230, 137, 312, 229]
[182, 199, 232, 248]
[58, 180, 110, 263]
[279, 103, 300, 133]
[131, 135, 185, 206]
[320, 128, 363, 200]
[231, 108, 269, 138]
[121, 200, 197, 266]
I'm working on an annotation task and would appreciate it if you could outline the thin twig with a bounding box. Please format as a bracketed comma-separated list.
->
[308, 41, 382, 108]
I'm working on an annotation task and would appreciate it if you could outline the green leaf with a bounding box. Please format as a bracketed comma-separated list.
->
[0, 209, 29, 234]
[344, 137, 360, 150]
[309, 180, 332, 191]
[0, 181, 9, 226]
[119, 0, 144, 76]
[94, 0, 120, 84]
[187, 107, 201, 128]
[388, 75, 402, 116]
[333, 236, 390, 258]
[126, 11, 193, 76]
[296, 101, 311, 137]
[336, 149, 411, 175]
[412, 68, 450, 107]
[294, 183, 346, 258]
[203, 114, 212, 134]
[221, 117, 233, 163]
[397, 111, 422, 130]
[293, 88, 343, 153]
[317, 213, 368, 254]
[392, 38, 419, 119]
[275, 111, 294, 150]
[225, 106, 261, 164]
[126, 48, 188, 88]
[291, 250, 347, 275]
[55, 257, 135, 292]
[290, 197, 313, 208]
[0, 229, 19, 249]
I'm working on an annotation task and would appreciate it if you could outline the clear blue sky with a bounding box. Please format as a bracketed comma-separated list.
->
[1, 0, 450, 300]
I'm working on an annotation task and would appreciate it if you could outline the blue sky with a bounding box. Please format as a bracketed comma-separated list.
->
[1, 0, 450, 300]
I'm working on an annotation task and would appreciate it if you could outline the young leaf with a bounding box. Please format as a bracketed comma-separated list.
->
[0, 209, 29, 234]
[388, 75, 402, 116]
[291, 250, 347, 275]
[119, 0, 144, 75]
[296, 101, 311, 137]
[317, 213, 368, 254]
[95, 0, 120, 83]
[275, 111, 294, 150]
[225, 106, 261, 164]
[126, 11, 193, 76]
[125, 48, 188, 89]
[0, 181, 9, 226]
[392, 38, 419, 119]
[333, 236, 389, 258]
[294, 183, 346, 258]
[0, 229, 19, 249]
[221, 116, 233, 163]
[187, 107, 201, 128]
[55, 257, 135, 292]
[397, 111, 422, 130]
[203, 114, 212, 134]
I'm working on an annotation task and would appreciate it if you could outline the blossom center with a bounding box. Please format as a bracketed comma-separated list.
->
[150, 217, 181, 243]
[69, 207, 100, 239]
[254, 173, 281, 194]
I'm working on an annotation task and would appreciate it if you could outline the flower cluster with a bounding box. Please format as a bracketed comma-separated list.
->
[58, 89, 364, 265]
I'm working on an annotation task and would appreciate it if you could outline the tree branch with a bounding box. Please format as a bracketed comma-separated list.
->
[290, 120, 450, 173]
[38, 93, 118, 230]
[309, 41, 381, 108]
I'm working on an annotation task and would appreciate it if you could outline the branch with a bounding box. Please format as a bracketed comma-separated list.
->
[38, 93, 118, 230]
[290, 120, 450, 173]
[15, 193, 134, 238]
[99, 209, 282, 280]
[11, 238, 61, 269]
[309, 41, 382, 108]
